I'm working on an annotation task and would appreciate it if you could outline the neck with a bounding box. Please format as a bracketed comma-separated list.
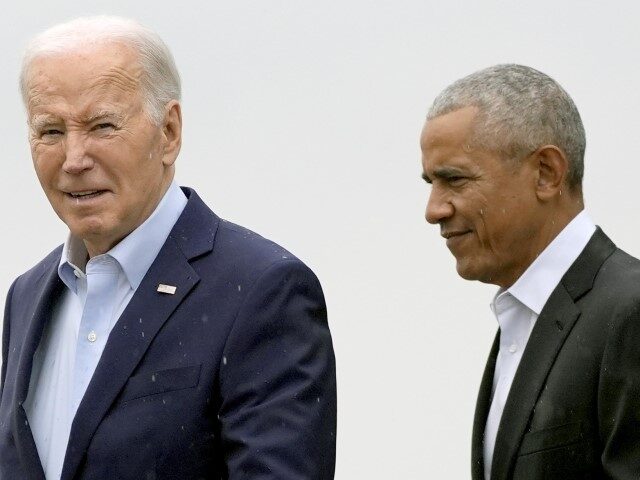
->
[496, 192, 585, 289]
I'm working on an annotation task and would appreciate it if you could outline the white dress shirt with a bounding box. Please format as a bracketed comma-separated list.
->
[23, 182, 187, 480]
[483, 210, 596, 480]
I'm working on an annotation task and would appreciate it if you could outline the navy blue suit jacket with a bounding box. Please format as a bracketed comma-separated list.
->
[0, 188, 337, 479]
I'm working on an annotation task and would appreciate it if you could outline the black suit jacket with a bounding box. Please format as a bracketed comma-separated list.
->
[472, 228, 640, 479]
[0, 188, 337, 479]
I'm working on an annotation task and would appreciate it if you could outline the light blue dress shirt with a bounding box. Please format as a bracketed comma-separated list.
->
[24, 182, 187, 480]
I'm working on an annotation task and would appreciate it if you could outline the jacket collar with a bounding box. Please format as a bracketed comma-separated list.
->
[12, 187, 219, 480]
[473, 228, 616, 480]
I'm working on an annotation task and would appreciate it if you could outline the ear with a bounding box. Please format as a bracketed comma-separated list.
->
[532, 145, 569, 201]
[161, 100, 182, 167]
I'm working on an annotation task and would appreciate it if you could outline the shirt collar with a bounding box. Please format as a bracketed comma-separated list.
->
[503, 210, 596, 315]
[58, 181, 188, 292]
[58, 236, 90, 293]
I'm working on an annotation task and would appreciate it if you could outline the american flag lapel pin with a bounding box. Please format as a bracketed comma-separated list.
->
[157, 284, 177, 295]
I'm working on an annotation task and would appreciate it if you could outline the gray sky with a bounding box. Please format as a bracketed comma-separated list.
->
[2, 1, 640, 478]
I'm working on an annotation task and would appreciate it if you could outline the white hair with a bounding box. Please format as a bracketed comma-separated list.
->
[427, 64, 586, 188]
[20, 15, 181, 125]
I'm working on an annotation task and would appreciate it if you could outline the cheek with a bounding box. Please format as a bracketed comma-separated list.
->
[465, 198, 505, 252]
[32, 151, 58, 186]
[459, 192, 490, 229]
[480, 203, 528, 253]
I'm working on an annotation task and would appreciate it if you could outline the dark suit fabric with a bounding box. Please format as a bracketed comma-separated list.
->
[472, 228, 640, 480]
[0, 188, 337, 480]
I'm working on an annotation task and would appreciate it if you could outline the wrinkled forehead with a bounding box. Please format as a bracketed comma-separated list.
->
[25, 41, 144, 106]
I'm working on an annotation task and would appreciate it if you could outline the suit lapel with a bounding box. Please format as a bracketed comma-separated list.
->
[490, 228, 616, 480]
[12, 255, 64, 480]
[490, 286, 580, 480]
[61, 189, 218, 480]
[471, 333, 499, 480]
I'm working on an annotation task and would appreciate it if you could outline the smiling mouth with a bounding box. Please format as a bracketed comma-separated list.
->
[442, 230, 472, 248]
[442, 230, 471, 239]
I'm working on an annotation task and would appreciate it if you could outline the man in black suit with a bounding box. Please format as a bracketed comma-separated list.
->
[420, 64, 640, 479]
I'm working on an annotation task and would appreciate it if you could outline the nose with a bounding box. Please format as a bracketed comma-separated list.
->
[425, 185, 454, 224]
[62, 132, 94, 174]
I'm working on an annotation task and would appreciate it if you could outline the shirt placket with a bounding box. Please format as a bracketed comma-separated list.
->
[484, 293, 524, 480]
[71, 256, 119, 415]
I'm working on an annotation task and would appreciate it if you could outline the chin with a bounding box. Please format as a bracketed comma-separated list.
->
[456, 267, 480, 282]
[455, 260, 493, 284]
[66, 217, 108, 241]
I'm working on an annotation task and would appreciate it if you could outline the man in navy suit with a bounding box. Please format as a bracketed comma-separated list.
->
[0, 16, 336, 479]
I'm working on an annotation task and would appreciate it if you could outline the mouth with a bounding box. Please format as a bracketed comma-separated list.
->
[442, 230, 472, 247]
[65, 190, 108, 200]
[441, 230, 471, 240]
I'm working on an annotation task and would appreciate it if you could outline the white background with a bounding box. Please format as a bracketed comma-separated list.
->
[2, 1, 640, 478]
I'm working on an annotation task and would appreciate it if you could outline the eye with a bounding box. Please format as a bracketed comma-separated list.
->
[93, 122, 116, 131]
[41, 128, 63, 137]
[447, 176, 467, 186]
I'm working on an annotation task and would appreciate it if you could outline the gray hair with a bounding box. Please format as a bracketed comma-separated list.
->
[427, 64, 585, 188]
[20, 15, 181, 125]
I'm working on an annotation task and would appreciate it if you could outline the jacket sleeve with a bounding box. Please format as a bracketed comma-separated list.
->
[218, 259, 337, 479]
[598, 303, 640, 479]
[1, 280, 16, 396]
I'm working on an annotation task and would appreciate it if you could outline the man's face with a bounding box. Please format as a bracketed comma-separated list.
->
[26, 42, 176, 256]
[421, 106, 541, 287]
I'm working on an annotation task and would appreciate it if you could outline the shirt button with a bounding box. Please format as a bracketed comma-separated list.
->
[73, 270, 82, 278]
[508, 344, 517, 353]
[87, 331, 97, 342]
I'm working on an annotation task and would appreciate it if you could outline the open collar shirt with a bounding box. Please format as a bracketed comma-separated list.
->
[24, 182, 187, 480]
[483, 210, 596, 480]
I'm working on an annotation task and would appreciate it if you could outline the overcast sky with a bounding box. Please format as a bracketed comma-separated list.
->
[2, 1, 640, 478]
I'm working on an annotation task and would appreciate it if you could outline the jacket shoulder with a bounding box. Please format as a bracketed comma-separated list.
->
[11, 245, 62, 293]
[212, 219, 310, 274]
[175, 188, 314, 276]
[582, 247, 640, 321]
[595, 248, 640, 292]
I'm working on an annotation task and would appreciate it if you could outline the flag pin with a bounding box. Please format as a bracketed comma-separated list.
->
[157, 284, 177, 295]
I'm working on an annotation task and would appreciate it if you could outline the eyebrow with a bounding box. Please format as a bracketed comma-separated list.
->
[421, 166, 466, 184]
[30, 111, 124, 131]
[30, 115, 60, 132]
[83, 111, 125, 124]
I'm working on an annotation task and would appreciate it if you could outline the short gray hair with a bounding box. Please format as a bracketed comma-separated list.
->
[427, 64, 586, 188]
[20, 15, 181, 125]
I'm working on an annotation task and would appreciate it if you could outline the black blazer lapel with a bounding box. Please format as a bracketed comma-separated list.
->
[472, 333, 499, 480]
[489, 227, 616, 480]
[60, 189, 218, 480]
[490, 286, 580, 480]
[12, 258, 64, 480]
